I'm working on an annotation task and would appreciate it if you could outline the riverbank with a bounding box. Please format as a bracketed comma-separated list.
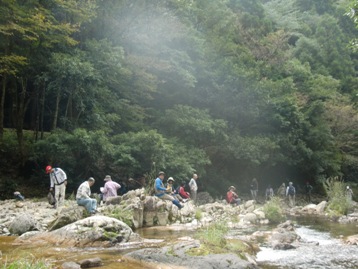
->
[1, 191, 357, 269]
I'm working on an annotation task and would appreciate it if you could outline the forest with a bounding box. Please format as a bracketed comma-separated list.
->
[0, 0, 357, 198]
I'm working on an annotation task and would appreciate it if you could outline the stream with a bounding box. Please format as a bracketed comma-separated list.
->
[257, 216, 358, 269]
[0, 216, 357, 269]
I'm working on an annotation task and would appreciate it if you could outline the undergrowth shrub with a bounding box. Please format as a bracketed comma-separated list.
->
[103, 204, 133, 227]
[323, 177, 350, 216]
[195, 222, 229, 248]
[263, 197, 285, 223]
[1, 257, 52, 269]
[188, 221, 256, 257]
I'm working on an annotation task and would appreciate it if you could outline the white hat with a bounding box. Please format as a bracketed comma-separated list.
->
[168, 177, 174, 182]
[104, 175, 111, 181]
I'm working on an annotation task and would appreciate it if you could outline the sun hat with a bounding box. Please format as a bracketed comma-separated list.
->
[104, 175, 112, 181]
[168, 177, 174, 182]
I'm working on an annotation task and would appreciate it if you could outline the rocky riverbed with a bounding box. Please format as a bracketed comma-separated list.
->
[0, 190, 357, 269]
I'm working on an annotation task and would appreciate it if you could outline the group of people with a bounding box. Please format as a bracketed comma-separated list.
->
[154, 171, 199, 209]
[45, 165, 354, 213]
[46, 165, 121, 214]
[226, 180, 314, 208]
[46, 165, 200, 213]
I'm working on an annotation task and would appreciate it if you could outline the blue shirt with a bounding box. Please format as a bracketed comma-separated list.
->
[154, 177, 166, 197]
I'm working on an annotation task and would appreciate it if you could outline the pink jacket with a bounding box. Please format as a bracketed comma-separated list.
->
[101, 180, 121, 201]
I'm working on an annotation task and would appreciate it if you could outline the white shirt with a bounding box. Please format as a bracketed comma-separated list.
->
[50, 168, 67, 188]
[76, 181, 91, 199]
[189, 178, 197, 192]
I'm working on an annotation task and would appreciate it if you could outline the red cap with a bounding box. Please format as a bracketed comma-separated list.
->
[45, 165, 52, 174]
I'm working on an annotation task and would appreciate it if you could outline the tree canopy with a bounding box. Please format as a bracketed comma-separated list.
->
[0, 0, 357, 197]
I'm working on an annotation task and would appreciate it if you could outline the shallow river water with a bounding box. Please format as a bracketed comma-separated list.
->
[0, 216, 357, 269]
[257, 216, 358, 269]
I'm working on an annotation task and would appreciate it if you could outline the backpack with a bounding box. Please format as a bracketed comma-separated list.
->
[288, 186, 295, 195]
[47, 191, 56, 205]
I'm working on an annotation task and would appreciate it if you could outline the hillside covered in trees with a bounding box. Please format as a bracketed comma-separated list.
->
[0, 0, 357, 198]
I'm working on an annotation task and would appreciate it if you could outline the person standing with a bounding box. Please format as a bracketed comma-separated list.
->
[346, 186, 353, 202]
[100, 175, 121, 203]
[286, 182, 296, 207]
[154, 171, 183, 209]
[305, 182, 313, 203]
[265, 185, 274, 201]
[277, 183, 286, 198]
[250, 178, 258, 201]
[76, 177, 97, 214]
[189, 173, 198, 204]
[46, 165, 67, 208]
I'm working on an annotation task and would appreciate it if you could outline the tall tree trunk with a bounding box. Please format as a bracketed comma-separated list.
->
[52, 89, 61, 131]
[64, 87, 73, 130]
[0, 75, 6, 140]
[15, 78, 30, 158]
[40, 83, 45, 139]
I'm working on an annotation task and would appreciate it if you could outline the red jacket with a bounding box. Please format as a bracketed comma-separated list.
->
[179, 186, 190, 199]
[226, 190, 238, 204]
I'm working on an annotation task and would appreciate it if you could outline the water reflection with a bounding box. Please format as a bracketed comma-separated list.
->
[0, 216, 357, 269]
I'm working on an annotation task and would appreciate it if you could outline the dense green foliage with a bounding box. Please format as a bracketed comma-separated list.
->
[323, 177, 352, 216]
[0, 0, 357, 198]
[263, 197, 285, 223]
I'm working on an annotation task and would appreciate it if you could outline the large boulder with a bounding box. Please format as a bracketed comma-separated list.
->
[345, 234, 358, 245]
[16, 216, 141, 248]
[8, 213, 40, 235]
[125, 240, 258, 269]
[268, 221, 299, 250]
[48, 206, 85, 231]
[197, 192, 214, 205]
[315, 201, 327, 213]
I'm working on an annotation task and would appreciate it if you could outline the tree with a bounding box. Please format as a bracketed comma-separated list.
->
[0, 0, 95, 153]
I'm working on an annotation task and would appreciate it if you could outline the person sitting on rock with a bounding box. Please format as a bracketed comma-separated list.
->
[166, 177, 184, 202]
[154, 171, 183, 209]
[226, 186, 241, 205]
[13, 191, 25, 201]
[178, 181, 190, 200]
[76, 177, 97, 215]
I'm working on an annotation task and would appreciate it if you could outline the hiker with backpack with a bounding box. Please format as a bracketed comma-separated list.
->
[286, 182, 296, 207]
